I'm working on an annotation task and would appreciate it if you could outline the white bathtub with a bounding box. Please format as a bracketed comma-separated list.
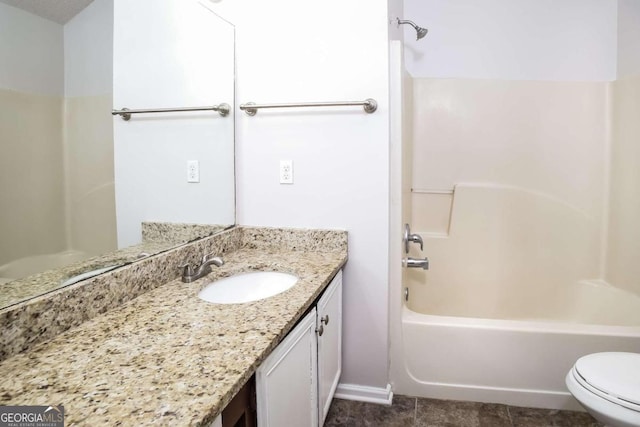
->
[392, 280, 640, 410]
[391, 184, 640, 410]
[0, 250, 89, 284]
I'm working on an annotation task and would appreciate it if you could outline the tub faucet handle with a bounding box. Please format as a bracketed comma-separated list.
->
[403, 224, 424, 253]
[409, 233, 424, 251]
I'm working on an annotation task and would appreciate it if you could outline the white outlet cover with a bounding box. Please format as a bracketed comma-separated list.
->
[187, 160, 200, 183]
[280, 160, 293, 184]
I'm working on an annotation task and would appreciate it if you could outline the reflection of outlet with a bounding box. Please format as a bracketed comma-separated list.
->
[280, 160, 293, 184]
[187, 160, 200, 183]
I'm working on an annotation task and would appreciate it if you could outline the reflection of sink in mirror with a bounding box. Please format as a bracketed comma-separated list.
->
[60, 265, 122, 287]
[0, 251, 90, 284]
[198, 272, 298, 304]
[0, 222, 226, 310]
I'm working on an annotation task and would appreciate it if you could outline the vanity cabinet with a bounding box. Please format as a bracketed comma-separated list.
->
[316, 270, 343, 425]
[256, 271, 343, 427]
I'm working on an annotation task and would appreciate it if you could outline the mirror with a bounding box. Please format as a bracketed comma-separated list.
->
[0, 0, 235, 309]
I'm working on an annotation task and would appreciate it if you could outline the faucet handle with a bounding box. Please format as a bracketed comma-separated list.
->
[179, 263, 194, 276]
[408, 234, 424, 251]
[403, 224, 425, 253]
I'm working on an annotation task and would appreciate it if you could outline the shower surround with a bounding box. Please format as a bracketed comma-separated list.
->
[389, 29, 640, 409]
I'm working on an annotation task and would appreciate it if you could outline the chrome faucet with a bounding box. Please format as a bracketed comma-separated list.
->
[180, 253, 224, 283]
[402, 224, 429, 269]
[403, 224, 424, 253]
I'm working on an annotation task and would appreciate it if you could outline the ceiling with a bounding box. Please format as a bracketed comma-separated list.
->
[0, 0, 94, 24]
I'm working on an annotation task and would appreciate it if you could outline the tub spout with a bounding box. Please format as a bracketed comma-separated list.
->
[403, 257, 429, 270]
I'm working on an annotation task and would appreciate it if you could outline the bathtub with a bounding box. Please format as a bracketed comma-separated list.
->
[0, 250, 89, 284]
[395, 289, 640, 410]
[390, 184, 640, 410]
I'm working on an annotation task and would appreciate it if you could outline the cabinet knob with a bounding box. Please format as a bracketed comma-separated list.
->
[321, 315, 330, 325]
[316, 324, 324, 336]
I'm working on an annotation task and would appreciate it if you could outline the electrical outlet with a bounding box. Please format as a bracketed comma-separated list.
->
[280, 160, 293, 184]
[187, 160, 200, 183]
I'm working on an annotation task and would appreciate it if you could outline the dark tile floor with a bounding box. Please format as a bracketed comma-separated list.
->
[324, 396, 603, 427]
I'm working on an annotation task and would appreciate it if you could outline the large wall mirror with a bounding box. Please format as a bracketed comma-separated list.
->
[0, 0, 235, 308]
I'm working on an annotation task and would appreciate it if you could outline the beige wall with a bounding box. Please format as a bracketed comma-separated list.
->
[606, 74, 640, 294]
[0, 89, 66, 264]
[410, 78, 609, 297]
[412, 79, 608, 216]
[0, 92, 116, 266]
[64, 95, 116, 256]
[606, 0, 640, 295]
[0, 0, 116, 268]
[411, 76, 640, 298]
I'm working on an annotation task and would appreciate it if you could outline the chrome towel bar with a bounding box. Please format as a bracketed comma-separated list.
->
[239, 99, 377, 116]
[112, 103, 230, 121]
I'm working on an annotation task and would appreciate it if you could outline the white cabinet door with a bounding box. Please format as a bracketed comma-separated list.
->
[256, 308, 318, 427]
[317, 271, 342, 426]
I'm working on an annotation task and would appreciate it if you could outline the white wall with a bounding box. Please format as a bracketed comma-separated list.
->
[403, 0, 617, 81]
[0, 2, 63, 95]
[64, 0, 113, 97]
[210, 0, 391, 390]
[617, 0, 640, 78]
[113, 0, 235, 247]
[388, 0, 404, 41]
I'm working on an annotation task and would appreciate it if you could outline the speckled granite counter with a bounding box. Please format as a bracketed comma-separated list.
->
[0, 222, 227, 309]
[0, 228, 347, 426]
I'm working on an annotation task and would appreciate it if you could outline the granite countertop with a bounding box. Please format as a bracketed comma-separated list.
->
[0, 222, 227, 309]
[0, 241, 176, 308]
[0, 246, 347, 426]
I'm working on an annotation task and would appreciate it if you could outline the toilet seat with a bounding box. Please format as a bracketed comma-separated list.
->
[572, 352, 640, 413]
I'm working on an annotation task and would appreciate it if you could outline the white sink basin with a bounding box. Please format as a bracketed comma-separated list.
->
[198, 271, 298, 304]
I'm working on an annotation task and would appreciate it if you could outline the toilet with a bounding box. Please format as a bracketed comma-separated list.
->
[566, 352, 640, 427]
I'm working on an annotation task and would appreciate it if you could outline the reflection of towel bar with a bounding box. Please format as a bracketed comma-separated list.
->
[112, 103, 230, 121]
[239, 99, 377, 116]
[412, 188, 454, 195]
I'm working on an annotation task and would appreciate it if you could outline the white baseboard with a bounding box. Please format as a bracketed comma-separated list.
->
[334, 383, 394, 406]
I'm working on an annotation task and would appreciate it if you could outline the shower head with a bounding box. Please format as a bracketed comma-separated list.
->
[416, 26, 429, 40]
[397, 18, 428, 41]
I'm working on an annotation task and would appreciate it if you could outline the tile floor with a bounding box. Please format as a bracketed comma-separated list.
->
[324, 396, 602, 427]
